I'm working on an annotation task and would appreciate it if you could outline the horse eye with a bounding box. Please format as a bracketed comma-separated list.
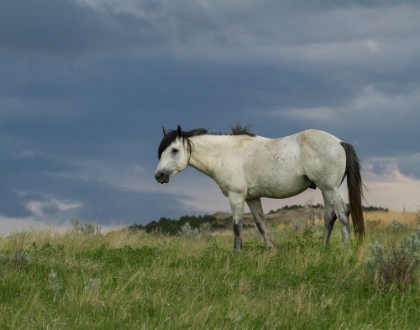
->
[171, 148, 178, 154]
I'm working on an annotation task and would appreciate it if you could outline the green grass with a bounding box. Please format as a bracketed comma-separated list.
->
[0, 225, 419, 329]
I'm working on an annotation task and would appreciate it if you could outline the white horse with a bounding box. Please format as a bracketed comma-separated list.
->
[155, 125, 364, 252]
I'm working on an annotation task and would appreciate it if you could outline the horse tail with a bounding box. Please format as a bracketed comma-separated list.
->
[340, 142, 365, 240]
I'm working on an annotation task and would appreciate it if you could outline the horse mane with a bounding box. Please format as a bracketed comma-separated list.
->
[229, 124, 255, 137]
[157, 124, 255, 159]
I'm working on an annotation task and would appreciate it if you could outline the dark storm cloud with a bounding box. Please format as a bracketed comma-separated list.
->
[0, 1, 405, 62]
[0, 186, 32, 218]
[0, 0, 104, 53]
[0, 51, 354, 149]
[0, 0, 173, 54]
[2, 0, 419, 57]
[0, 150, 188, 222]
[0, 0, 229, 57]
[398, 154, 420, 180]
[17, 174, 187, 225]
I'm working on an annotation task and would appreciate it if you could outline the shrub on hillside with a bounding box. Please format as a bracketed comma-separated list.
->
[293, 201, 323, 235]
[71, 217, 101, 235]
[178, 222, 213, 237]
[49, 270, 61, 301]
[0, 253, 8, 265]
[366, 225, 420, 290]
[128, 214, 217, 235]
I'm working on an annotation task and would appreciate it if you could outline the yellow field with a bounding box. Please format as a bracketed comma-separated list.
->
[215, 208, 420, 236]
[364, 209, 420, 228]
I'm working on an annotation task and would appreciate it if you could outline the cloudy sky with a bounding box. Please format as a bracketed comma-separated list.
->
[1, 0, 420, 234]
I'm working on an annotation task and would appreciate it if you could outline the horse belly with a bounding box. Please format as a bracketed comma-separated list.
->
[246, 176, 311, 200]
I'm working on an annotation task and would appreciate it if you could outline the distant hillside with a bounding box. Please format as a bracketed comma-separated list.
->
[129, 204, 389, 235]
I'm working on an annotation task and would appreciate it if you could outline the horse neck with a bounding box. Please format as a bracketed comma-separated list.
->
[188, 135, 230, 176]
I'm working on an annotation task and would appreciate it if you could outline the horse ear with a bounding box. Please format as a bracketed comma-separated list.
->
[162, 126, 167, 136]
[177, 125, 182, 137]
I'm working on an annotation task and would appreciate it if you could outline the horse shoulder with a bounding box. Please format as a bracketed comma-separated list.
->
[207, 155, 245, 195]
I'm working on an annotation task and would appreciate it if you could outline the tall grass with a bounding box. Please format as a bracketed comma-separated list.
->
[0, 217, 419, 329]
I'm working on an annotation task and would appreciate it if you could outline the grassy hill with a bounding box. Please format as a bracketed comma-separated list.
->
[1, 207, 420, 328]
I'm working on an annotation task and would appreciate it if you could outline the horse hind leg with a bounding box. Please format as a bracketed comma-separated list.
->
[323, 197, 337, 244]
[322, 189, 350, 243]
[246, 198, 275, 249]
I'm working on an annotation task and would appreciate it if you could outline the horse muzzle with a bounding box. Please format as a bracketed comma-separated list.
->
[154, 171, 170, 184]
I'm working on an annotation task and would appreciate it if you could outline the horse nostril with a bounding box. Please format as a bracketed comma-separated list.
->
[155, 171, 165, 181]
[155, 171, 169, 183]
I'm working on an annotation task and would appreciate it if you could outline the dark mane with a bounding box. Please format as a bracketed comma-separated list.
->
[229, 124, 255, 137]
[158, 128, 208, 159]
[157, 125, 255, 159]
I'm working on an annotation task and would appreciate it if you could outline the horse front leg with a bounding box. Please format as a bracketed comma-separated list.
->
[228, 192, 245, 253]
[246, 198, 275, 249]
